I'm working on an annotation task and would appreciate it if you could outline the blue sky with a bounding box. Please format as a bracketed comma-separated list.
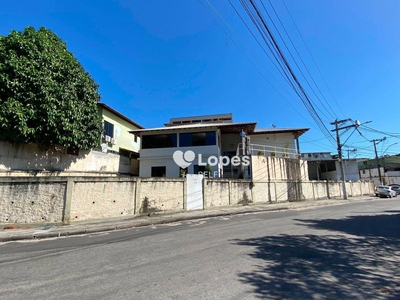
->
[1, 0, 399, 158]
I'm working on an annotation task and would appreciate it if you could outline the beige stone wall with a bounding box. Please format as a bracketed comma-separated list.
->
[0, 179, 66, 223]
[251, 156, 309, 182]
[0, 141, 131, 175]
[300, 181, 315, 200]
[138, 179, 184, 213]
[204, 180, 230, 207]
[328, 182, 342, 198]
[230, 181, 252, 205]
[275, 182, 289, 202]
[70, 180, 136, 222]
[0, 176, 375, 225]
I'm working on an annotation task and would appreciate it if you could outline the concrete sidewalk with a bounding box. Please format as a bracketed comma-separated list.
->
[0, 195, 378, 242]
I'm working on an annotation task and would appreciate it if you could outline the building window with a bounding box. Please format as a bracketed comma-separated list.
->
[142, 134, 177, 149]
[193, 165, 206, 174]
[179, 131, 216, 147]
[104, 121, 114, 138]
[151, 166, 166, 177]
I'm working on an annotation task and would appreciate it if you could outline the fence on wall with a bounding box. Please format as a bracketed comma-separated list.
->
[0, 176, 374, 224]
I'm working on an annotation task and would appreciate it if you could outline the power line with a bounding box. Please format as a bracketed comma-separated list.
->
[199, 0, 318, 128]
[281, 0, 345, 118]
[238, 0, 335, 143]
[263, 0, 337, 121]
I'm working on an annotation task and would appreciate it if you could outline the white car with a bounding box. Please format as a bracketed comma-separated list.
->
[375, 185, 397, 198]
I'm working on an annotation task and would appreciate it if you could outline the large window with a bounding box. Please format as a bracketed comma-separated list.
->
[104, 121, 114, 138]
[193, 165, 206, 174]
[179, 131, 216, 147]
[151, 166, 166, 177]
[142, 134, 177, 149]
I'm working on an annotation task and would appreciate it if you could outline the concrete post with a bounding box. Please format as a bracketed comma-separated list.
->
[228, 180, 232, 206]
[62, 178, 74, 224]
[135, 178, 141, 215]
[326, 179, 330, 199]
[312, 181, 316, 200]
[203, 178, 207, 209]
[183, 178, 187, 211]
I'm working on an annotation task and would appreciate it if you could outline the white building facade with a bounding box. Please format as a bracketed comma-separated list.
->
[131, 114, 309, 179]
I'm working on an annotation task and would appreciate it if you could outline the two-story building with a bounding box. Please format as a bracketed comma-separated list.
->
[130, 113, 309, 179]
[0, 103, 143, 176]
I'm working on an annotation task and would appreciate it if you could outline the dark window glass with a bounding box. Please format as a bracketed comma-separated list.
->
[193, 165, 206, 174]
[151, 166, 166, 177]
[104, 121, 114, 138]
[179, 133, 192, 147]
[142, 134, 177, 149]
[179, 131, 216, 147]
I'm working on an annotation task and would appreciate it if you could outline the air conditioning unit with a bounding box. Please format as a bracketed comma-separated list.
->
[111, 138, 116, 145]
[105, 135, 111, 142]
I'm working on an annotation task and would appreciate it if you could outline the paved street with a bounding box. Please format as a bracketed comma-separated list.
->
[0, 199, 399, 299]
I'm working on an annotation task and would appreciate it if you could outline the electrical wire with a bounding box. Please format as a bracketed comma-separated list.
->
[281, 0, 346, 118]
[263, 0, 337, 121]
[198, 0, 314, 127]
[238, 0, 335, 143]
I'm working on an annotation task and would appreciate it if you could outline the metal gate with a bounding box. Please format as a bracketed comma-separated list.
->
[186, 174, 204, 210]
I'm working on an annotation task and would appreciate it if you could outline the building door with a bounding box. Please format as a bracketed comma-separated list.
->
[186, 174, 204, 210]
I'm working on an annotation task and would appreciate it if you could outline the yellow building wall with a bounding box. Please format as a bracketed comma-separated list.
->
[100, 108, 141, 154]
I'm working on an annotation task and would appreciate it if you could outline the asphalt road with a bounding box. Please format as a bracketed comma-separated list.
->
[0, 199, 399, 299]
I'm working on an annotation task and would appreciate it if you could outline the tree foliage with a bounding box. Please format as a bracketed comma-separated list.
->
[0, 26, 103, 150]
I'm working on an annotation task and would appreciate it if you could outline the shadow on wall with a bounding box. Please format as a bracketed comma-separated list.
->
[0, 141, 85, 173]
[232, 212, 400, 299]
[0, 141, 136, 175]
[139, 197, 162, 216]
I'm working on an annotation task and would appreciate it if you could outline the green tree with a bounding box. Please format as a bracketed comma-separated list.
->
[0, 26, 102, 150]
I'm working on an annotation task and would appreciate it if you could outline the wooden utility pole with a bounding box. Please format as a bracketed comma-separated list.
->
[330, 119, 358, 199]
[371, 137, 386, 184]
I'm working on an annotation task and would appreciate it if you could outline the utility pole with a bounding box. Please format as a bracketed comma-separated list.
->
[345, 149, 357, 159]
[330, 118, 359, 199]
[371, 137, 386, 184]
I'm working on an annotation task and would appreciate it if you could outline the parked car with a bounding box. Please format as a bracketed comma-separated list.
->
[388, 185, 400, 195]
[375, 185, 397, 198]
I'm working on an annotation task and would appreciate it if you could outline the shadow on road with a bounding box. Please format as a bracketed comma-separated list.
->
[296, 212, 400, 239]
[233, 212, 400, 299]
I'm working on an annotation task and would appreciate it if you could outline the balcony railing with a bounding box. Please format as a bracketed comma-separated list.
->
[237, 143, 298, 159]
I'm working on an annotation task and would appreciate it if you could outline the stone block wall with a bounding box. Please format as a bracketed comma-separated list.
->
[0, 178, 66, 223]
[70, 179, 136, 221]
[138, 179, 185, 214]
[0, 176, 374, 225]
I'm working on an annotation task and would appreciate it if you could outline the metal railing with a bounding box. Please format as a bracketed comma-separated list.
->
[237, 143, 298, 159]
